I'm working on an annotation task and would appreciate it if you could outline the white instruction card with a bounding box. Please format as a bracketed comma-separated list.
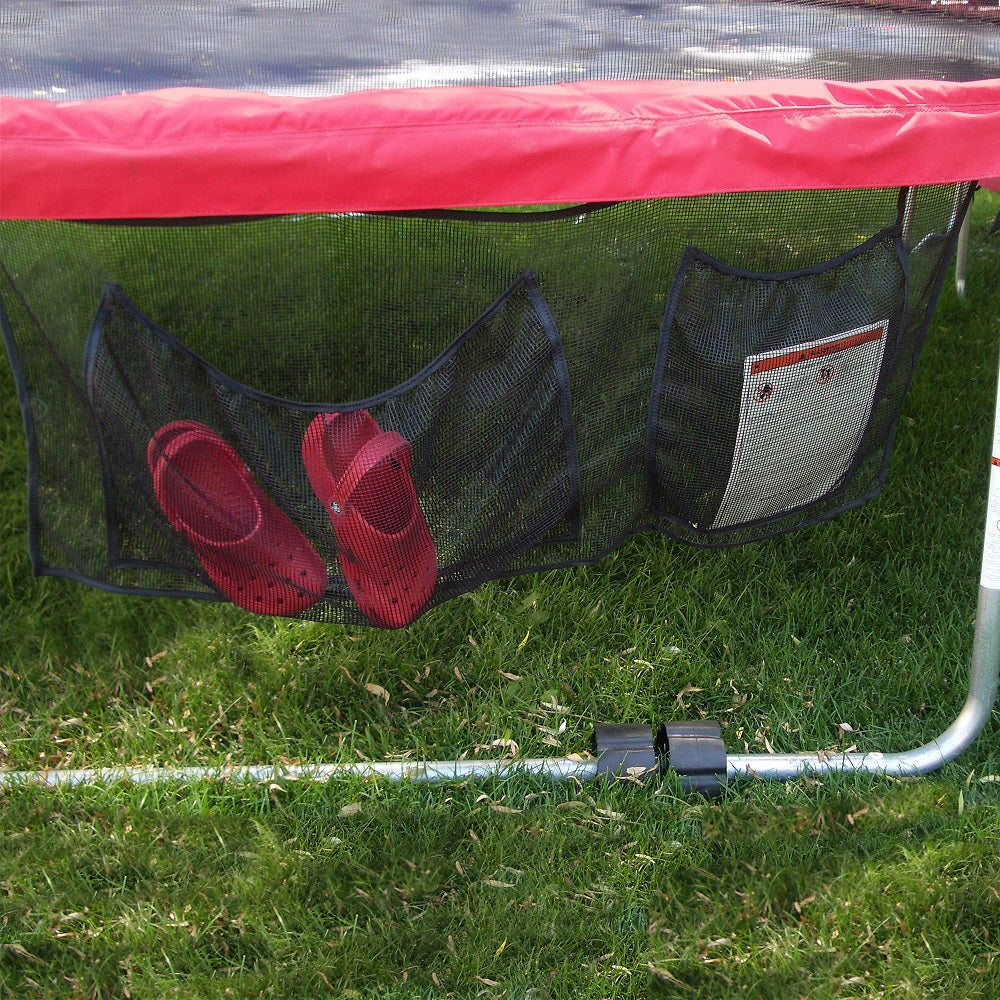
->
[712, 321, 888, 529]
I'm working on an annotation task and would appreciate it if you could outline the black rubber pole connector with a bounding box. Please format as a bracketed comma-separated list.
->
[660, 720, 727, 796]
[592, 724, 659, 783]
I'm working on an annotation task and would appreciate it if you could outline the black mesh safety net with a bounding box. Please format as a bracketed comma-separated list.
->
[2, 1, 999, 627]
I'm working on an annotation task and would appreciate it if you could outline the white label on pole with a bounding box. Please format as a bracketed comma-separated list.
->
[980, 460, 1000, 590]
[979, 420, 1000, 590]
[712, 322, 887, 529]
[979, 340, 1000, 590]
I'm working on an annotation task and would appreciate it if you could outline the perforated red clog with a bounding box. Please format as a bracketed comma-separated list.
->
[302, 410, 437, 628]
[148, 421, 327, 616]
[146, 419, 212, 475]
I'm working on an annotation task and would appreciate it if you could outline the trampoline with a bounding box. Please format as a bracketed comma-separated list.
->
[2, 0, 1000, 790]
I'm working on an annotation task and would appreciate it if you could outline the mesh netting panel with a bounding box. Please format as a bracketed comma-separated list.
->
[3, 0, 996, 624]
[0, 185, 971, 623]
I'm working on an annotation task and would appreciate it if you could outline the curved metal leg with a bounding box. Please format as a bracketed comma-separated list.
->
[726, 585, 1000, 781]
[727, 337, 1000, 781]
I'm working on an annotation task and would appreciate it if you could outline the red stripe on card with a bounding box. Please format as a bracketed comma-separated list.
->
[750, 323, 886, 375]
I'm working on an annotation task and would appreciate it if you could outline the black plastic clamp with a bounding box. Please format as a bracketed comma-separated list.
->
[591, 724, 660, 783]
[660, 720, 727, 796]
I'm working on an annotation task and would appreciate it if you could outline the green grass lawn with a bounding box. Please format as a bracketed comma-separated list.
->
[1, 192, 999, 998]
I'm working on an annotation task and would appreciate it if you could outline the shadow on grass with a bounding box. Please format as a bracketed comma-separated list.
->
[649, 777, 1000, 999]
[0, 776, 669, 999]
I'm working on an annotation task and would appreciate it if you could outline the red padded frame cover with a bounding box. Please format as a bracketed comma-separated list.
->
[2, 78, 1000, 219]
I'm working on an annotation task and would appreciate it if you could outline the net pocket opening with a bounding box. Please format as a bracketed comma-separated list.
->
[83, 271, 580, 624]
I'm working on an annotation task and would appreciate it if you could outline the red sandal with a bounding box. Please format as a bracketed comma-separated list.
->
[148, 421, 327, 616]
[302, 410, 437, 628]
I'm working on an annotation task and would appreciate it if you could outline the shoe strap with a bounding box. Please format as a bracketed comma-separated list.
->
[334, 431, 412, 510]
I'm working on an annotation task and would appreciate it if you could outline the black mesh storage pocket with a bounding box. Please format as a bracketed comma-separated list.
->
[646, 227, 909, 545]
[83, 271, 579, 625]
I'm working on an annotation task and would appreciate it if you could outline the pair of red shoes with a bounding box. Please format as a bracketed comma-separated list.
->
[147, 412, 436, 627]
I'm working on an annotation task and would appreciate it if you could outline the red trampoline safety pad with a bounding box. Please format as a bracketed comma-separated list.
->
[3, 78, 1000, 219]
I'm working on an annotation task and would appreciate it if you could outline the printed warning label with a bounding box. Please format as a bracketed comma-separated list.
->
[712, 322, 888, 530]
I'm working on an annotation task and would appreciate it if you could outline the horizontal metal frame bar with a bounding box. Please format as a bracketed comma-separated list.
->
[4, 588, 993, 788]
[2, 572, 994, 794]
[0, 757, 599, 790]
